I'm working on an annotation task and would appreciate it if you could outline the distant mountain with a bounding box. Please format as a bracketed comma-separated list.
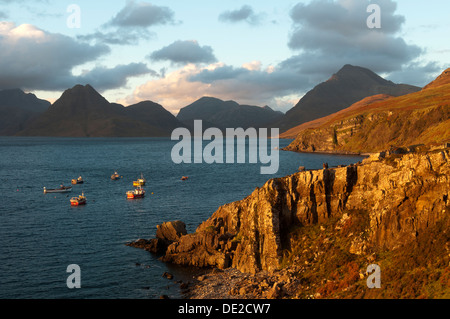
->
[0, 88, 50, 135]
[176, 96, 283, 131]
[18, 84, 184, 137]
[283, 67, 450, 154]
[273, 64, 421, 132]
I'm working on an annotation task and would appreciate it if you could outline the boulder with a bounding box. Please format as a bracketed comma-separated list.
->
[156, 220, 187, 242]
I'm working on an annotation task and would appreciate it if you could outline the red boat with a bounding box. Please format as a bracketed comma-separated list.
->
[70, 193, 87, 206]
[127, 186, 145, 199]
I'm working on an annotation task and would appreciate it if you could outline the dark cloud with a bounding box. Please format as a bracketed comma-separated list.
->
[286, 0, 437, 84]
[108, 1, 175, 27]
[218, 5, 262, 25]
[79, 1, 176, 46]
[149, 40, 217, 65]
[0, 22, 153, 91]
[75, 63, 156, 91]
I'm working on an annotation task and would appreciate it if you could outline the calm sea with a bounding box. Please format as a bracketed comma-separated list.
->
[0, 137, 364, 299]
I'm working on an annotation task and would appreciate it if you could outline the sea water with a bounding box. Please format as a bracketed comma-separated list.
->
[0, 137, 364, 299]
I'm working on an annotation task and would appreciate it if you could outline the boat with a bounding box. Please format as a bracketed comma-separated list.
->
[126, 186, 146, 199]
[181, 176, 189, 181]
[70, 193, 87, 206]
[133, 173, 146, 187]
[111, 172, 120, 180]
[71, 176, 84, 184]
[43, 185, 72, 194]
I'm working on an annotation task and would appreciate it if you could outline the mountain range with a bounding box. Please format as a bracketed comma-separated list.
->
[0, 64, 442, 138]
[176, 96, 283, 131]
[16, 84, 183, 137]
[0, 88, 50, 135]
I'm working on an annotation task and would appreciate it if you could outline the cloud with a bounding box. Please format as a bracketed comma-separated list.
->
[75, 63, 157, 91]
[148, 40, 217, 65]
[77, 29, 155, 46]
[79, 1, 176, 46]
[108, 0, 175, 27]
[0, 22, 153, 91]
[285, 0, 438, 83]
[122, 62, 308, 114]
[123, 0, 441, 114]
[218, 5, 262, 25]
[0, 11, 7, 19]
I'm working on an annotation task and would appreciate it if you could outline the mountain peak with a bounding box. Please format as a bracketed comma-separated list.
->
[332, 64, 391, 85]
[275, 65, 421, 132]
[423, 68, 450, 90]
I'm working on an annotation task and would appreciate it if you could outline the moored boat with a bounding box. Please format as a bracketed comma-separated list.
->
[133, 173, 146, 187]
[70, 193, 87, 206]
[126, 186, 145, 199]
[111, 172, 120, 180]
[71, 176, 84, 184]
[44, 185, 72, 194]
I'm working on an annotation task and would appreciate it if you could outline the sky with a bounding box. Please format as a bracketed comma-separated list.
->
[0, 0, 449, 114]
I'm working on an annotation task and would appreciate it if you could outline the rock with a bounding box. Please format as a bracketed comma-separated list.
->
[266, 282, 283, 299]
[156, 220, 187, 242]
[162, 272, 174, 280]
[180, 282, 189, 290]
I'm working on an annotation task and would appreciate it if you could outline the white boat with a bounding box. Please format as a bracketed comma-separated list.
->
[44, 185, 72, 194]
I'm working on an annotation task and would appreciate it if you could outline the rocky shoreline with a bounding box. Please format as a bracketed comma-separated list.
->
[128, 147, 450, 299]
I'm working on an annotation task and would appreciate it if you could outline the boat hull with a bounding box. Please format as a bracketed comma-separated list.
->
[44, 187, 72, 194]
[70, 200, 86, 206]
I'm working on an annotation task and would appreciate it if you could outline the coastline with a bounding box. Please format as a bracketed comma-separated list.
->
[150, 146, 450, 299]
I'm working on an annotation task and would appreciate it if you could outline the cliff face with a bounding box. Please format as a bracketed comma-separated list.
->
[160, 150, 450, 275]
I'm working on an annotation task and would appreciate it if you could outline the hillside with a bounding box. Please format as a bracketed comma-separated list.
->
[273, 64, 420, 132]
[283, 68, 450, 154]
[177, 96, 283, 130]
[17, 84, 184, 137]
[0, 88, 50, 135]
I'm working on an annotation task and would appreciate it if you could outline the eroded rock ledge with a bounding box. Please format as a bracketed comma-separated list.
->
[130, 149, 449, 277]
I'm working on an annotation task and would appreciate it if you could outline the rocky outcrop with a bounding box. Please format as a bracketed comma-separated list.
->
[127, 220, 187, 254]
[157, 150, 449, 275]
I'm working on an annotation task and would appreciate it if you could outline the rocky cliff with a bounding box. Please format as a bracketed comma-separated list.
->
[148, 149, 449, 277]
